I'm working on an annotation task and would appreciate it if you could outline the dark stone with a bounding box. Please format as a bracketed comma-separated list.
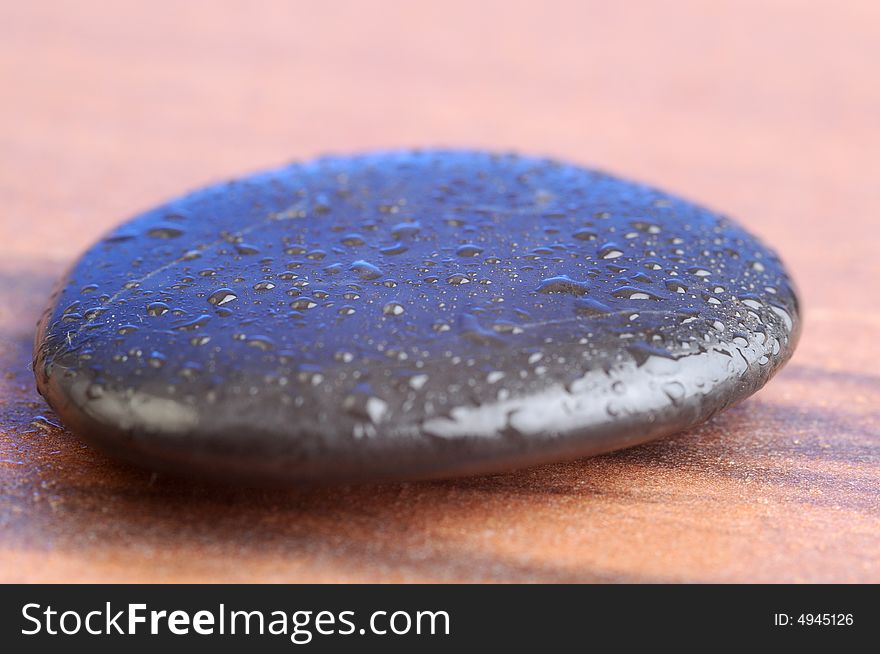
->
[33, 151, 801, 483]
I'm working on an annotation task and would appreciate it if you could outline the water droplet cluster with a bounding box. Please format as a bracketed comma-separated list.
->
[33, 151, 800, 481]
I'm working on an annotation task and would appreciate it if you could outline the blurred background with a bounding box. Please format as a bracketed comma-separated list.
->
[3, 0, 876, 270]
[0, 1, 877, 582]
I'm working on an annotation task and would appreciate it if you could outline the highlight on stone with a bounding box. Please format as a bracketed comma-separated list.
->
[32, 151, 801, 483]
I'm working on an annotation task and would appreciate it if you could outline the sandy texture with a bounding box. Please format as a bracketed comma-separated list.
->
[1, 0, 877, 582]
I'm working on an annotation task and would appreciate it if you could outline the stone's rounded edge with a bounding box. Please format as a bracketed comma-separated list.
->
[34, 321, 798, 485]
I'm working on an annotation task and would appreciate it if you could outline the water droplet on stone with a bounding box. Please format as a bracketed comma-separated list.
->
[383, 302, 405, 316]
[147, 226, 184, 239]
[350, 260, 382, 280]
[599, 244, 624, 259]
[446, 273, 470, 285]
[207, 289, 237, 306]
[146, 301, 169, 317]
[456, 244, 484, 257]
[290, 298, 318, 310]
[537, 275, 590, 296]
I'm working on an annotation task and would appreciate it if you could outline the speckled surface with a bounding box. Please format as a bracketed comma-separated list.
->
[1, 0, 878, 581]
[33, 151, 799, 482]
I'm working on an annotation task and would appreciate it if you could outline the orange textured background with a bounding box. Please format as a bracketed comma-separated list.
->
[1, 0, 878, 582]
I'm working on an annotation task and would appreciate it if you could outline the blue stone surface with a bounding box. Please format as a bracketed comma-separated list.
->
[33, 151, 801, 482]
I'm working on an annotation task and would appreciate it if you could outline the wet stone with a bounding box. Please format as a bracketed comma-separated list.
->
[32, 150, 801, 483]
